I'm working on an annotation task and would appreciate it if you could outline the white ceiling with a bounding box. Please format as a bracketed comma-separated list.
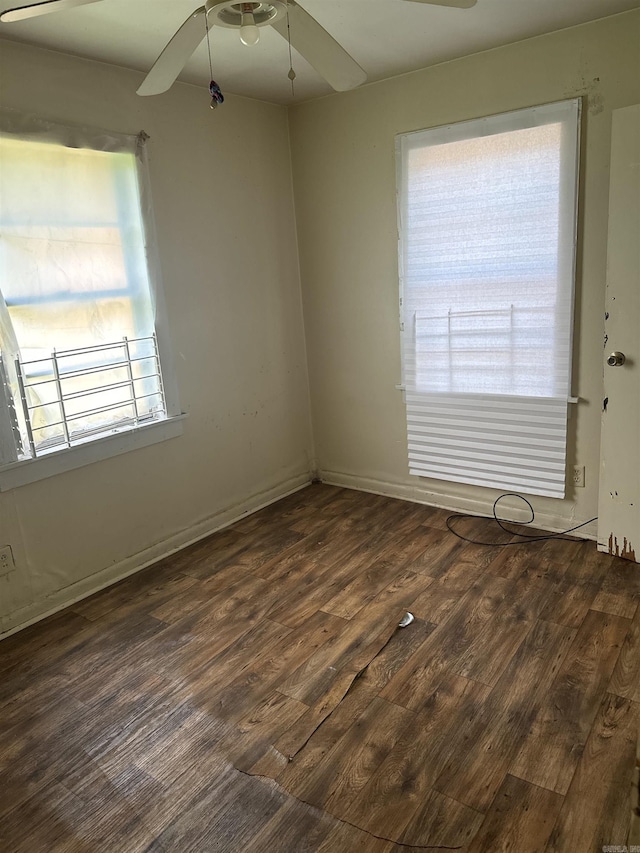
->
[1, 0, 638, 104]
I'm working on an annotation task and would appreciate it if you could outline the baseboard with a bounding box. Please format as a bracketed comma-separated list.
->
[0, 471, 311, 640]
[318, 469, 598, 541]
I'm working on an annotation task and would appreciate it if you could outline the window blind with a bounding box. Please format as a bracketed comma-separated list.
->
[397, 100, 580, 498]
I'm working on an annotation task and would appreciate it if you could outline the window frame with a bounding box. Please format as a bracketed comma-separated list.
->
[0, 110, 183, 491]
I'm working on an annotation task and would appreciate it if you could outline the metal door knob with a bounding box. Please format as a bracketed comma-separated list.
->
[607, 351, 626, 367]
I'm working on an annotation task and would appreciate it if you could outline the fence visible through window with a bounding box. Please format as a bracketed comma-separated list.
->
[10, 334, 166, 458]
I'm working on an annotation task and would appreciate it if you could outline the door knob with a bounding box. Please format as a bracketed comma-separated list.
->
[607, 351, 626, 367]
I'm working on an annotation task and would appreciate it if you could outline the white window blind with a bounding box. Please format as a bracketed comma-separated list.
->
[397, 100, 580, 498]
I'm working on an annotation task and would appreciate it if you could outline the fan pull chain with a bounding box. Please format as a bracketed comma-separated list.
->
[205, 11, 224, 109]
[286, 5, 295, 97]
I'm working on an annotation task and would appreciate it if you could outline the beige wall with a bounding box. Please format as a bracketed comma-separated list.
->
[0, 40, 313, 635]
[288, 10, 640, 534]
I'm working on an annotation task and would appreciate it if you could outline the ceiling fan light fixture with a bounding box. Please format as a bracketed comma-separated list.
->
[211, 1, 286, 34]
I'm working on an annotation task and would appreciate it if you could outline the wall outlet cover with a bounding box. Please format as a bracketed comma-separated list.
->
[0, 545, 15, 575]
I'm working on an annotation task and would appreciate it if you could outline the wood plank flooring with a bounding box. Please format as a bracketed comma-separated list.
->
[1, 484, 638, 851]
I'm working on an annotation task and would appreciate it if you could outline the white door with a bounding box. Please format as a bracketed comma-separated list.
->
[597, 104, 640, 563]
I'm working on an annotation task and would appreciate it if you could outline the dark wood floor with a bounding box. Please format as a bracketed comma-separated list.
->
[1, 484, 639, 852]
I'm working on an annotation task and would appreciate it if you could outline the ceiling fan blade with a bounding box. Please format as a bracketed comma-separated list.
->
[137, 7, 207, 97]
[401, 0, 477, 7]
[271, 1, 366, 92]
[0, 0, 102, 23]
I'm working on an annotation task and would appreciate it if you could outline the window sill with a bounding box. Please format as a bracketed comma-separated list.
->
[0, 414, 187, 492]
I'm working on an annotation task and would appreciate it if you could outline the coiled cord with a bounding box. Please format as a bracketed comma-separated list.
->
[446, 493, 597, 547]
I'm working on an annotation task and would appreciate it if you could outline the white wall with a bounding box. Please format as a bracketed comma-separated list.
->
[0, 40, 314, 635]
[288, 10, 640, 534]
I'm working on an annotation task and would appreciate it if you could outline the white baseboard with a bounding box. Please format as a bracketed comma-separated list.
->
[318, 469, 598, 541]
[0, 471, 311, 640]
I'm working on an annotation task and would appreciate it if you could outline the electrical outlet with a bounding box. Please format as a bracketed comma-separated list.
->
[0, 545, 15, 576]
[572, 465, 585, 488]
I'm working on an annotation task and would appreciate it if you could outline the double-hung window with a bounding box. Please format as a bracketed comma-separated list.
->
[0, 112, 181, 489]
[397, 99, 581, 498]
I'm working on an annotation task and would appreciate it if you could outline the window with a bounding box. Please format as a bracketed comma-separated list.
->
[0, 112, 182, 488]
[397, 100, 580, 498]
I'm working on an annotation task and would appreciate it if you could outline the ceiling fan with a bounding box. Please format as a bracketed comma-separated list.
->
[0, 0, 477, 96]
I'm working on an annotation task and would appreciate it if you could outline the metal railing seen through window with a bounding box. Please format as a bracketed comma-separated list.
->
[11, 334, 166, 458]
